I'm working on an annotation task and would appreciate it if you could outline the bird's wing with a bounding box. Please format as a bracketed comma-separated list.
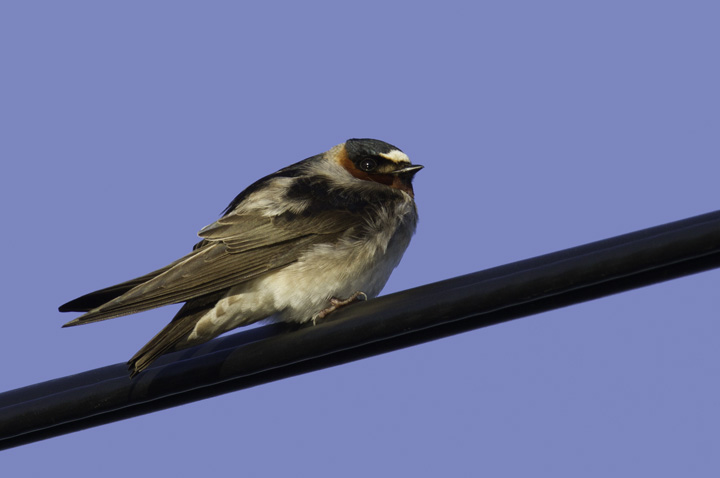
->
[58, 255, 194, 312]
[62, 210, 360, 326]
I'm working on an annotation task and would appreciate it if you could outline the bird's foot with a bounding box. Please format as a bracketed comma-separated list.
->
[313, 291, 368, 324]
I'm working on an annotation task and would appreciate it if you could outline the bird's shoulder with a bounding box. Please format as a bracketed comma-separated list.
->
[220, 156, 314, 215]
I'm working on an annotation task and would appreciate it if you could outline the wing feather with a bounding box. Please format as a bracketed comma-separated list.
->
[62, 209, 360, 326]
[57, 255, 193, 312]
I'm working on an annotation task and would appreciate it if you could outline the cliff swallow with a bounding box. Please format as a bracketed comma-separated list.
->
[60, 138, 422, 376]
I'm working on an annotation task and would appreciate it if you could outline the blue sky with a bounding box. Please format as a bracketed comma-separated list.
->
[2, 1, 719, 476]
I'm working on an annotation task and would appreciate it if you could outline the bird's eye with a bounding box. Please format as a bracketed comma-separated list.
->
[359, 158, 377, 172]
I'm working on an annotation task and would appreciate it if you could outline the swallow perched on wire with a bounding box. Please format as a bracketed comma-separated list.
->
[60, 138, 423, 377]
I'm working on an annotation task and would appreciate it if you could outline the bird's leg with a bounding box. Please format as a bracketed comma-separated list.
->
[313, 291, 368, 324]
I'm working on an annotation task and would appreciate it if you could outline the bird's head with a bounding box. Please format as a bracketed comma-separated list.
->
[330, 138, 423, 196]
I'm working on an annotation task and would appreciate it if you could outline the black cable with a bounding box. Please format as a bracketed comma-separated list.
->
[1, 209, 719, 450]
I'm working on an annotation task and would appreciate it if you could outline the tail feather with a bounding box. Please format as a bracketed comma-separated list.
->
[127, 292, 224, 377]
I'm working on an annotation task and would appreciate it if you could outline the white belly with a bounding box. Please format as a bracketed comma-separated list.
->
[188, 202, 417, 340]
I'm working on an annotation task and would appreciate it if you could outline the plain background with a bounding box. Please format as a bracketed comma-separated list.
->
[2, 1, 719, 476]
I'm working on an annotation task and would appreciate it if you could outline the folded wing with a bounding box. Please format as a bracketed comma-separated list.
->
[61, 209, 358, 326]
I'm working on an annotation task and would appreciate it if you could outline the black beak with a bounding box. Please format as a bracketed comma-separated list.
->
[392, 164, 424, 176]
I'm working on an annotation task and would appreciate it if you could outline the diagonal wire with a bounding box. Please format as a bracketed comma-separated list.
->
[1, 209, 719, 450]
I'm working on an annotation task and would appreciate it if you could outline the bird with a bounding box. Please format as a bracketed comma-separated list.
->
[60, 138, 423, 377]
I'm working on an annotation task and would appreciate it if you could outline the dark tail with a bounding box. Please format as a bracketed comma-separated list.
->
[127, 292, 224, 377]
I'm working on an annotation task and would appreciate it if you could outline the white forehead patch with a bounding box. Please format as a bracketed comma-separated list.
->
[379, 149, 410, 164]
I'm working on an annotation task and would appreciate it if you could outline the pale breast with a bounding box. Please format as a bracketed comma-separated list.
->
[264, 199, 418, 323]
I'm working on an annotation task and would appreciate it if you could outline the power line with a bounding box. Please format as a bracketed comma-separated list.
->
[1, 209, 719, 450]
